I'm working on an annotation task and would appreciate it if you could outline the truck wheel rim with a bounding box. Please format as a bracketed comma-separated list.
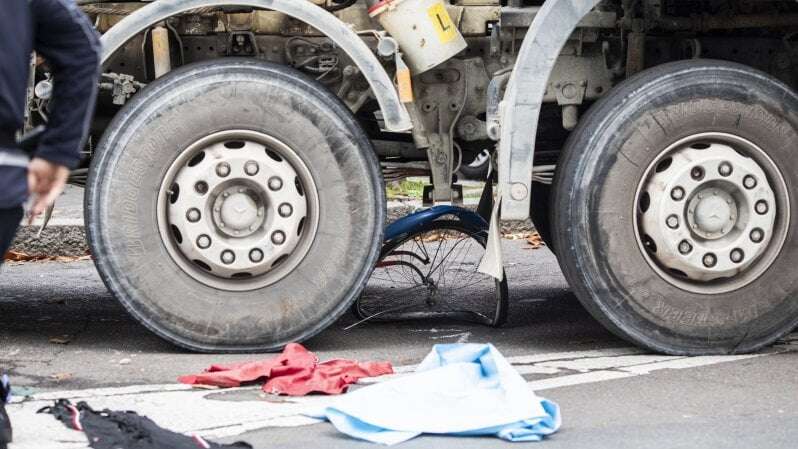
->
[157, 130, 319, 291]
[634, 132, 789, 294]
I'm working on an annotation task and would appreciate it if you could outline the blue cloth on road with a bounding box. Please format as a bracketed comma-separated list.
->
[308, 344, 561, 445]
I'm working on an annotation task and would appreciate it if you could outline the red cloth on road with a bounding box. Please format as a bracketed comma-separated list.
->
[178, 343, 393, 396]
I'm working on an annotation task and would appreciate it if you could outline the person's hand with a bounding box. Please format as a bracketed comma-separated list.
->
[27, 158, 70, 224]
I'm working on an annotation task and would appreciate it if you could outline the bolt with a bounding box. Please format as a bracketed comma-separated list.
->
[221, 250, 235, 265]
[750, 228, 765, 243]
[216, 162, 231, 178]
[238, 188, 244, 194]
[755, 200, 769, 215]
[278, 203, 293, 218]
[272, 231, 286, 245]
[268, 177, 283, 191]
[671, 187, 686, 201]
[196, 235, 211, 249]
[718, 162, 733, 177]
[250, 248, 264, 263]
[223, 192, 230, 198]
[730, 248, 745, 264]
[703, 253, 717, 268]
[691, 166, 705, 181]
[666, 215, 680, 229]
[186, 208, 201, 223]
[690, 167, 704, 181]
[744, 175, 758, 190]
[195, 181, 209, 195]
[679, 240, 693, 255]
[510, 183, 528, 201]
[244, 161, 259, 176]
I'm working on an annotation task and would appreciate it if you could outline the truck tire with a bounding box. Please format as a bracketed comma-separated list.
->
[552, 60, 798, 355]
[86, 59, 385, 352]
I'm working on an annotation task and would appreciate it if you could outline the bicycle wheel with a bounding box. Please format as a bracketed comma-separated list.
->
[354, 220, 508, 327]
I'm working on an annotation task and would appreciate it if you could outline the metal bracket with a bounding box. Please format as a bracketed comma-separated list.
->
[414, 59, 468, 204]
[227, 31, 259, 56]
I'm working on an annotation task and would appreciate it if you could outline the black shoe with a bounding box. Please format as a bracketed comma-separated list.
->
[0, 374, 11, 448]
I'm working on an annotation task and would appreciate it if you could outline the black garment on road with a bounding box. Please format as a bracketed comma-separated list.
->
[0, 375, 11, 449]
[40, 400, 253, 449]
[0, 0, 101, 209]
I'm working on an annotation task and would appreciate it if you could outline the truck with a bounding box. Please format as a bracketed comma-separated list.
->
[33, 0, 798, 354]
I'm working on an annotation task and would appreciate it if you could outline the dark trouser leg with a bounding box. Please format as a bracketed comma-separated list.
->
[0, 164, 28, 268]
[0, 208, 19, 446]
[0, 206, 23, 267]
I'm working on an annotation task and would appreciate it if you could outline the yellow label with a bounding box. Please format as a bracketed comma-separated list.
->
[428, 3, 457, 44]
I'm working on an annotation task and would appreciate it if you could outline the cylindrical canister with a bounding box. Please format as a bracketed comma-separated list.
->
[368, 0, 467, 74]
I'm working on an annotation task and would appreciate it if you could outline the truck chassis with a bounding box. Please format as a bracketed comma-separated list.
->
[29, 0, 798, 353]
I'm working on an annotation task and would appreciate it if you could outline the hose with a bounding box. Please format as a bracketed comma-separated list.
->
[326, 0, 358, 12]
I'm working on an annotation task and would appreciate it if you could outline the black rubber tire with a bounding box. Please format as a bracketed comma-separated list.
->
[552, 60, 798, 355]
[457, 148, 491, 181]
[86, 59, 385, 352]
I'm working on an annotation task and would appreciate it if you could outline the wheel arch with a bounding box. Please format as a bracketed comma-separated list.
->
[99, 0, 412, 133]
[498, 0, 602, 220]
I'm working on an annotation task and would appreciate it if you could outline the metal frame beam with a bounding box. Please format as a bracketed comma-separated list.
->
[100, 0, 413, 132]
[498, 0, 603, 220]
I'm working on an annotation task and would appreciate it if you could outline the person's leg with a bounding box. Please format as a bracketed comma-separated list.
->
[0, 165, 27, 267]
[0, 207, 23, 263]
[0, 165, 24, 448]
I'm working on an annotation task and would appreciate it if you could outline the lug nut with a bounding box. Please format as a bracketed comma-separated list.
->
[278, 203, 293, 218]
[268, 177, 283, 191]
[750, 228, 764, 243]
[244, 161, 259, 176]
[718, 162, 733, 177]
[221, 250, 236, 265]
[666, 215, 680, 229]
[691, 166, 705, 181]
[196, 234, 211, 249]
[755, 200, 769, 215]
[216, 162, 231, 178]
[249, 248, 264, 263]
[195, 181, 209, 195]
[271, 231, 286, 245]
[186, 208, 201, 223]
[743, 175, 757, 190]
[702, 253, 717, 268]
[730, 249, 745, 264]
[679, 240, 693, 255]
[671, 187, 686, 201]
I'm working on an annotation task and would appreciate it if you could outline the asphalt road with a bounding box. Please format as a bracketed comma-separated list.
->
[1, 240, 797, 449]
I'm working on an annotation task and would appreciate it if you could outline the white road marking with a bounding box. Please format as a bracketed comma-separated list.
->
[7, 336, 796, 449]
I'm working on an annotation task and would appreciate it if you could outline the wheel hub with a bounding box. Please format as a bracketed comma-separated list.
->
[687, 187, 737, 240]
[213, 188, 264, 237]
[157, 130, 319, 291]
[636, 133, 786, 291]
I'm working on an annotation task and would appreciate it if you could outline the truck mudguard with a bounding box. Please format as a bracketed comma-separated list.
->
[100, 0, 413, 132]
[499, 0, 602, 220]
